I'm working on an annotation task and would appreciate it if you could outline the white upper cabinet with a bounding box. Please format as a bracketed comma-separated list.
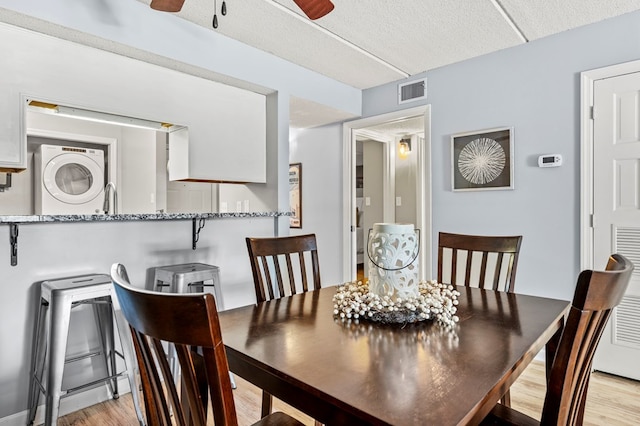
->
[0, 23, 266, 182]
[167, 92, 266, 183]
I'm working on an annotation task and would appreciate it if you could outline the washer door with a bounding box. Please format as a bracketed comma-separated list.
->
[43, 152, 104, 204]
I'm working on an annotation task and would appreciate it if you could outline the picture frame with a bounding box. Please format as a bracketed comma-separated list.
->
[289, 163, 302, 228]
[451, 127, 514, 191]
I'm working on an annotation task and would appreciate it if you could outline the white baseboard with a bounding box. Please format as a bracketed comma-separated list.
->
[0, 377, 131, 426]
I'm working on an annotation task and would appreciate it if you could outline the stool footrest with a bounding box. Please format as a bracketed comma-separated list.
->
[65, 350, 104, 364]
[64, 371, 127, 397]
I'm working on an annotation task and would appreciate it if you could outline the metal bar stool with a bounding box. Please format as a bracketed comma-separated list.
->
[153, 262, 235, 388]
[27, 274, 144, 426]
[153, 262, 222, 302]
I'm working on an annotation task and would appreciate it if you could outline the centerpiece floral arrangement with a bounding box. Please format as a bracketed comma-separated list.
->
[333, 279, 460, 328]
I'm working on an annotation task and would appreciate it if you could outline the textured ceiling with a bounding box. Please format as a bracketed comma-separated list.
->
[136, 0, 640, 90]
[4, 1, 640, 129]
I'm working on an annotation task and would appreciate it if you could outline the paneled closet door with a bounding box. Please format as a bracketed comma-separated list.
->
[592, 72, 640, 380]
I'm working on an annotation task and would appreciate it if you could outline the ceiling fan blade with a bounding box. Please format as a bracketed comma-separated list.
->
[293, 0, 334, 20]
[150, 0, 185, 13]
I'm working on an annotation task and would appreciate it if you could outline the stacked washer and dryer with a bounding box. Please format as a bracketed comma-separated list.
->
[34, 144, 106, 215]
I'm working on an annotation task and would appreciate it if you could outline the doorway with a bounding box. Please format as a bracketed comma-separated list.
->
[581, 61, 640, 380]
[342, 105, 431, 283]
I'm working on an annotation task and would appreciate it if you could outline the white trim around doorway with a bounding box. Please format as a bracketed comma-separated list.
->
[580, 59, 640, 270]
[342, 105, 432, 283]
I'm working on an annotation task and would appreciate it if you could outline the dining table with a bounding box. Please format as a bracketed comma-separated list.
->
[218, 285, 569, 426]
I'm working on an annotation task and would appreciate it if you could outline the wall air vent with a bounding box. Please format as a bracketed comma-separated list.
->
[612, 227, 640, 349]
[398, 78, 426, 104]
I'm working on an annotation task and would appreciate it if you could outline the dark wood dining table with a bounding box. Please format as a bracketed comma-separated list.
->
[218, 285, 569, 426]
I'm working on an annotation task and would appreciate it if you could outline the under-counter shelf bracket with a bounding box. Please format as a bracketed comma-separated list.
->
[192, 217, 206, 250]
[9, 223, 18, 266]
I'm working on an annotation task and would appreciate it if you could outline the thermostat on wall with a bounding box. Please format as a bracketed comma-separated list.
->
[538, 154, 563, 168]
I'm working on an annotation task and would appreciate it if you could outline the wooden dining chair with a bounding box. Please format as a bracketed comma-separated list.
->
[246, 234, 321, 304]
[438, 232, 523, 293]
[481, 253, 633, 426]
[246, 234, 322, 424]
[438, 231, 522, 406]
[110, 263, 304, 426]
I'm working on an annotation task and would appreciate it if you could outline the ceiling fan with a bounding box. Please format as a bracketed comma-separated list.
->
[149, 0, 334, 20]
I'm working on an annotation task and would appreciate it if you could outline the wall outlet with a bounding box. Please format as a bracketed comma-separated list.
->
[365, 197, 371, 206]
[220, 202, 228, 213]
[396, 197, 402, 206]
[244, 199, 250, 212]
[236, 201, 242, 212]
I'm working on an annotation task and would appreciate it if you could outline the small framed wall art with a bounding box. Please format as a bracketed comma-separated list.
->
[451, 127, 514, 191]
[289, 163, 302, 228]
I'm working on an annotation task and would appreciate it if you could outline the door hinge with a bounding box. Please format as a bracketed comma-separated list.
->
[590, 214, 595, 228]
[590, 106, 595, 120]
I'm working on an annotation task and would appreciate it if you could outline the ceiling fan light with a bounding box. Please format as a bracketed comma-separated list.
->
[150, 0, 185, 13]
[293, 0, 334, 20]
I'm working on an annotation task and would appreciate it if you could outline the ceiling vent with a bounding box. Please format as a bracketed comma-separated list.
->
[398, 78, 426, 104]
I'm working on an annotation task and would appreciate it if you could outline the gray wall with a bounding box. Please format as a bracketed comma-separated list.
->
[289, 124, 344, 281]
[4, 2, 640, 423]
[0, 217, 275, 420]
[363, 10, 640, 301]
[0, 2, 358, 420]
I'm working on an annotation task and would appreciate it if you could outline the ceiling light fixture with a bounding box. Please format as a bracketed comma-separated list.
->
[293, 0, 334, 20]
[150, 0, 185, 13]
[268, 1, 409, 78]
[150, 0, 333, 29]
[27, 100, 177, 132]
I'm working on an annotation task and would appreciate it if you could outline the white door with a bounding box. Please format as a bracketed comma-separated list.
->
[592, 72, 640, 380]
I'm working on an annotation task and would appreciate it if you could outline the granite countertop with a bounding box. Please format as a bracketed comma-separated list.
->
[0, 211, 291, 224]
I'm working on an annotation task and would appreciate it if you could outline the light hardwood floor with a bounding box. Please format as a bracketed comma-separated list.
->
[57, 361, 639, 425]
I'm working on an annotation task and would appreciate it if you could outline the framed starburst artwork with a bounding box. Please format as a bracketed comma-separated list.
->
[451, 127, 514, 191]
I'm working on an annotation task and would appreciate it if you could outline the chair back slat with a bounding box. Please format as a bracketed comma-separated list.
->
[259, 256, 273, 300]
[479, 252, 489, 288]
[272, 255, 286, 298]
[246, 234, 322, 303]
[449, 248, 458, 284]
[298, 252, 309, 292]
[311, 250, 321, 289]
[438, 232, 523, 292]
[541, 254, 633, 426]
[285, 254, 297, 294]
[492, 252, 505, 290]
